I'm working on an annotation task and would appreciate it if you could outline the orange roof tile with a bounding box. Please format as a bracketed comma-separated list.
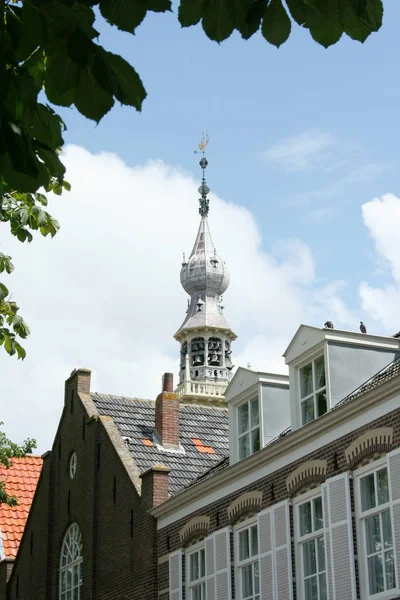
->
[0, 456, 42, 559]
[142, 438, 153, 447]
[192, 438, 216, 454]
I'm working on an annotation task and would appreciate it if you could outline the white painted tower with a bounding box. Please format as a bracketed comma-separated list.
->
[174, 138, 237, 405]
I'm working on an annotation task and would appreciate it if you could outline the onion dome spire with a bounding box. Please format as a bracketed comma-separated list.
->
[197, 131, 210, 217]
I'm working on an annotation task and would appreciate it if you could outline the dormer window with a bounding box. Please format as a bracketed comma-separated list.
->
[299, 356, 327, 425]
[238, 398, 260, 459]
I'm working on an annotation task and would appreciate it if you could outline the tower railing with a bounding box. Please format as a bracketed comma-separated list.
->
[176, 378, 228, 399]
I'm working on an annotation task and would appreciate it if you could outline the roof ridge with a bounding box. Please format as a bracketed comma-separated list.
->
[92, 392, 154, 403]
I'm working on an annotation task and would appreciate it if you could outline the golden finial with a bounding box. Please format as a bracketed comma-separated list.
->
[198, 130, 210, 153]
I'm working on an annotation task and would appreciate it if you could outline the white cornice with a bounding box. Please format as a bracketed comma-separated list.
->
[152, 373, 400, 524]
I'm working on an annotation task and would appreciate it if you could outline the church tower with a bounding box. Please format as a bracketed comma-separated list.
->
[174, 137, 237, 406]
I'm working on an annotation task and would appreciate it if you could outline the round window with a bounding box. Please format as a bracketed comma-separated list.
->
[69, 451, 77, 479]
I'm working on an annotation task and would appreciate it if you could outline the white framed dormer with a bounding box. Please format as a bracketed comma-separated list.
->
[285, 324, 400, 432]
[289, 341, 331, 432]
[229, 381, 262, 465]
[226, 368, 290, 465]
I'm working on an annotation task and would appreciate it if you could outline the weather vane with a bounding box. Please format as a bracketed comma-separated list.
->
[198, 130, 210, 154]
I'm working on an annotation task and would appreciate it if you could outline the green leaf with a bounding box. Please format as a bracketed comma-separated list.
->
[106, 52, 147, 111]
[339, 0, 383, 42]
[23, 48, 46, 94]
[0, 255, 14, 275]
[262, 0, 291, 46]
[24, 104, 65, 149]
[148, 0, 172, 12]
[285, 0, 310, 25]
[236, 0, 265, 39]
[306, 0, 344, 47]
[99, 0, 147, 33]
[4, 334, 16, 357]
[36, 147, 66, 181]
[67, 28, 94, 67]
[15, 341, 26, 361]
[179, 0, 206, 26]
[45, 55, 79, 107]
[0, 283, 9, 301]
[16, 2, 44, 62]
[202, 0, 236, 42]
[12, 316, 30, 339]
[74, 64, 115, 121]
[4, 121, 39, 178]
[62, 181, 71, 192]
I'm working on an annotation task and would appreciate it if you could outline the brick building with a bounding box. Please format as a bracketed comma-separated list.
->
[2, 153, 400, 600]
[153, 326, 400, 600]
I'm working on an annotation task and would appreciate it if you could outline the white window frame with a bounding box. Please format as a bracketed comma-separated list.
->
[298, 354, 328, 426]
[294, 488, 327, 600]
[59, 523, 83, 600]
[234, 518, 260, 600]
[355, 458, 399, 600]
[185, 540, 206, 600]
[237, 396, 260, 460]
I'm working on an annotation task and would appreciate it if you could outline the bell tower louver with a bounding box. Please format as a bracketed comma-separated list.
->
[174, 136, 237, 406]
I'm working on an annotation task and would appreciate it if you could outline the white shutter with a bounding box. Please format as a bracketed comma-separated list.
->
[258, 501, 293, 600]
[258, 507, 274, 600]
[169, 550, 182, 600]
[214, 528, 231, 599]
[388, 448, 400, 589]
[205, 533, 216, 600]
[322, 485, 333, 600]
[322, 472, 356, 600]
[272, 500, 293, 600]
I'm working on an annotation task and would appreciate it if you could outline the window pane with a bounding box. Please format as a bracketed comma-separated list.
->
[300, 363, 313, 398]
[251, 428, 260, 454]
[239, 434, 250, 460]
[368, 554, 384, 595]
[315, 356, 325, 389]
[238, 403, 249, 434]
[361, 474, 376, 511]
[366, 515, 381, 555]
[251, 525, 258, 557]
[250, 398, 259, 428]
[377, 469, 389, 505]
[200, 549, 205, 578]
[299, 502, 312, 536]
[192, 584, 202, 600]
[190, 552, 199, 581]
[313, 497, 323, 531]
[382, 510, 393, 549]
[301, 398, 315, 425]
[317, 536, 325, 571]
[304, 576, 318, 600]
[316, 392, 327, 417]
[303, 540, 317, 577]
[254, 560, 260, 594]
[239, 530, 249, 561]
[241, 564, 253, 598]
[319, 573, 327, 600]
[384, 550, 396, 590]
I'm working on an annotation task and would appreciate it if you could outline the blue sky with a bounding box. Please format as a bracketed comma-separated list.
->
[60, 0, 400, 301]
[3, 3, 400, 451]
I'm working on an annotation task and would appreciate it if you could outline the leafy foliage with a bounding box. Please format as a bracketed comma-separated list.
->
[0, 423, 36, 506]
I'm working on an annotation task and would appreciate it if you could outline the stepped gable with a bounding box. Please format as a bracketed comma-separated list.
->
[91, 393, 229, 495]
[0, 456, 43, 559]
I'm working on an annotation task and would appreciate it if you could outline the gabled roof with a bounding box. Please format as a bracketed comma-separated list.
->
[91, 393, 229, 495]
[283, 324, 400, 364]
[0, 456, 43, 559]
[225, 367, 289, 403]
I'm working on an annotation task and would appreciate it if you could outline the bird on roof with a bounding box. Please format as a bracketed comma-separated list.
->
[392, 331, 400, 338]
[324, 321, 334, 329]
[360, 321, 367, 334]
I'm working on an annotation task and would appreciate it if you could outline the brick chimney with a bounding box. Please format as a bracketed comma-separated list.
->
[154, 373, 180, 450]
[140, 464, 170, 509]
[64, 368, 92, 409]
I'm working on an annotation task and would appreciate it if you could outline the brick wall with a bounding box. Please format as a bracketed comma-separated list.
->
[6, 370, 159, 600]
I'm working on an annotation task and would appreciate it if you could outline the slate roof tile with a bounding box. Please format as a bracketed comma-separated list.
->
[91, 394, 229, 495]
[0, 456, 43, 559]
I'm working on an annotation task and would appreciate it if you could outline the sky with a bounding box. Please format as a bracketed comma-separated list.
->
[2, 2, 400, 453]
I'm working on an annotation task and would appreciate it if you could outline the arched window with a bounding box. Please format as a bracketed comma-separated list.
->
[59, 523, 83, 600]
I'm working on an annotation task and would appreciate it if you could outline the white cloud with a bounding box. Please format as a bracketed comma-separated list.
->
[0, 146, 368, 452]
[263, 130, 335, 172]
[359, 193, 400, 332]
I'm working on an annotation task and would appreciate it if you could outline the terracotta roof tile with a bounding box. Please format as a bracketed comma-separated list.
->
[0, 456, 42, 559]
